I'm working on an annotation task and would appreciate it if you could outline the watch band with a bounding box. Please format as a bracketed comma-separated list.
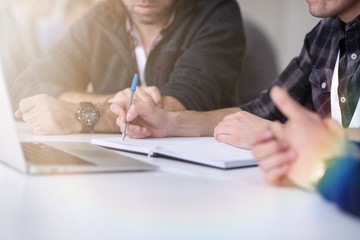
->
[81, 121, 95, 133]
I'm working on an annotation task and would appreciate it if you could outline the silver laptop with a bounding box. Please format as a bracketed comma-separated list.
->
[0, 59, 157, 174]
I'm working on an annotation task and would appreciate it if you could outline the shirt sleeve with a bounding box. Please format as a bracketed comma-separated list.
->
[239, 29, 316, 122]
[317, 142, 360, 217]
[9, 6, 97, 109]
[159, 0, 246, 111]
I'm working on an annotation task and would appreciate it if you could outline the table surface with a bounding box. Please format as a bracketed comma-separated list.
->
[1, 123, 359, 240]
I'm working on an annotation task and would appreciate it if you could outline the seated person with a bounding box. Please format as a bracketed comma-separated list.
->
[10, 0, 245, 135]
[252, 86, 360, 217]
[110, 0, 360, 148]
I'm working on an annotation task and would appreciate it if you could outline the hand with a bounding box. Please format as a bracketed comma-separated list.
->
[214, 111, 270, 149]
[110, 100, 169, 138]
[15, 94, 81, 135]
[108, 86, 162, 107]
[253, 86, 347, 189]
[252, 122, 295, 186]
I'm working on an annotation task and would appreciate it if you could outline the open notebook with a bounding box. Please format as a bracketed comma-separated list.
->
[91, 137, 257, 169]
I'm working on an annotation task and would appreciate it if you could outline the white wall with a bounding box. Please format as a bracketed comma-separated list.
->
[237, 0, 319, 71]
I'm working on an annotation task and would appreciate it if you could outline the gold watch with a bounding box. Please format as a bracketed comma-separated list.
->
[309, 161, 327, 189]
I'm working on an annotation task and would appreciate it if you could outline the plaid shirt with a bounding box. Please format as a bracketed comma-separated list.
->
[241, 15, 360, 127]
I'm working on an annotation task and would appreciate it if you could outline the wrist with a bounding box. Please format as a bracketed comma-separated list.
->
[67, 103, 83, 133]
[166, 111, 207, 137]
[165, 111, 180, 136]
[309, 160, 328, 190]
[75, 102, 100, 133]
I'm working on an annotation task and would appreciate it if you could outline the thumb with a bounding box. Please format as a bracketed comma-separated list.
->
[270, 86, 309, 121]
[14, 109, 23, 118]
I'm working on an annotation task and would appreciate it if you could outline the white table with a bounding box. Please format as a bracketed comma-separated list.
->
[1, 123, 359, 240]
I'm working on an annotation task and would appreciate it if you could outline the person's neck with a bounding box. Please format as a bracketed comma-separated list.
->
[133, 17, 169, 55]
[338, 3, 360, 23]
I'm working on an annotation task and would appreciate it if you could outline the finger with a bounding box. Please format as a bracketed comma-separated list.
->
[22, 112, 32, 122]
[270, 86, 310, 121]
[23, 114, 47, 130]
[214, 124, 235, 140]
[216, 134, 250, 149]
[108, 89, 132, 103]
[18, 97, 36, 113]
[223, 111, 241, 121]
[265, 164, 290, 186]
[115, 116, 126, 131]
[216, 134, 232, 144]
[14, 109, 23, 118]
[257, 149, 295, 172]
[324, 118, 342, 133]
[253, 128, 275, 144]
[126, 101, 155, 122]
[108, 93, 126, 103]
[145, 86, 162, 106]
[124, 124, 151, 139]
[110, 102, 127, 122]
[268, 121, 286, 141]
[25, 119, 45, 135]
[252, 139, 288, 160]
[134, 88, 155, 105]
[32, 126, 48, 135]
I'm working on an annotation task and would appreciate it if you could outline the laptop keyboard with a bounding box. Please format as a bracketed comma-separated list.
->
[22, 142, 94, 166]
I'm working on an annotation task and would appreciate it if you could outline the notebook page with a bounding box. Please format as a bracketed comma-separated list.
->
[91, 137, 256, 168]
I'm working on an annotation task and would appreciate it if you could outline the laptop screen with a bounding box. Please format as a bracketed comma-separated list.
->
[0, 58, 27, 172]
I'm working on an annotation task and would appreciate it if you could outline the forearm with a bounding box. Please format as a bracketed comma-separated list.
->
[93, 102, 120, 133]
[58, 91, 113, 104]
[166, 107, 241, 137]
[162, 95, 186, 111]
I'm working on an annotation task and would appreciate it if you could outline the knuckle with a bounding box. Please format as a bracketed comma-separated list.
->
[312, 114, 322, 122]
[236, 111, 245, 117]
[149, 86, 159, 92]
[38, 94, 48, 101]
[252, 150, 261, 159]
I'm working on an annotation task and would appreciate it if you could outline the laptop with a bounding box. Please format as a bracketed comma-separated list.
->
[0, 59, 157, 174]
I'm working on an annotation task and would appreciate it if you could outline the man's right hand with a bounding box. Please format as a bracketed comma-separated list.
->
[110, 100, 169, 138]
[252, 86, 347, 190]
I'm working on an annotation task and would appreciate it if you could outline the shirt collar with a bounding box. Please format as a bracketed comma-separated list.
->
[126, 11, 176, 48]
[345, 13, 360, 31]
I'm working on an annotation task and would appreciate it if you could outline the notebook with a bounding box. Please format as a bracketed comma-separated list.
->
[0, 58, 157, 174]
[91, 137, 257, 169]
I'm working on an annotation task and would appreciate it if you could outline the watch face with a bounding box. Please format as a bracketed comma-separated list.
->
[77, 104, 99, 126]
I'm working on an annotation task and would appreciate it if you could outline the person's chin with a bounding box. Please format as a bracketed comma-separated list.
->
[132, 14, 160, 25]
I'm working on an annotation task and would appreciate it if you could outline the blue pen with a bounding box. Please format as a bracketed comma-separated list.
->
[122, 73, 138, 141]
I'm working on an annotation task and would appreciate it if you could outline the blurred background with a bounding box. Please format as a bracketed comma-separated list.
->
[0, 0, 99, 87]
[238, 0, 319, 71]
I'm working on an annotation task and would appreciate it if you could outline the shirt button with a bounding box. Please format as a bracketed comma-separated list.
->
[351, 53, 357, 60]
[340, 97, 347, 103]
[321, 82, 327, 89]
